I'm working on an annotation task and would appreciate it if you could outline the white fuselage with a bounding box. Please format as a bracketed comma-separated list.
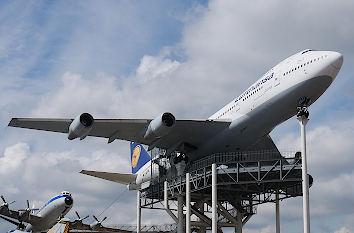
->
[129, 50, 343, 187]
[25, 194, 73, 233]
[193, 50, 343, 159]
[128, 161, 159, 190]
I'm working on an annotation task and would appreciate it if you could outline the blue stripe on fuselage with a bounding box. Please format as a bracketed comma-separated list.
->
[234, 72, 274, 104]
[37, 195, 69, 214]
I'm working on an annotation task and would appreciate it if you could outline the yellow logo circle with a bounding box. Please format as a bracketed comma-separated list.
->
[132, 145, 141, 168]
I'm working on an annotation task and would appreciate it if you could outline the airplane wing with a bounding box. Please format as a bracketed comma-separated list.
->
[8, 118, 231, 150]
[0, 208, 42, 225]
[79, 170, 137, 185]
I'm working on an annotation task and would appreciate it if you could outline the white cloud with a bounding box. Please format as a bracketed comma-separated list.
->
[246, 225, 275, 233]
[136, 52, 180, 84]
[2, 0, 354, 232]
[260, 225, 275, 233]
[0, 142, 29, 174]
[276, 119, 354, 179]
[335, 227, 352, 233]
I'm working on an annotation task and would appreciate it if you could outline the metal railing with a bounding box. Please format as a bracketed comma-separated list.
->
[107, 223, 177, 232]
[189, 150, 297, 172]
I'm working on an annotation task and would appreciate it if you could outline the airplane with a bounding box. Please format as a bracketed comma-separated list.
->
[0, 191, 73, 233]
[80, 142, 159, 190]
[0, 192, 129, 233]
[6, 219, 71, 233]
[8, 49, 343, 165]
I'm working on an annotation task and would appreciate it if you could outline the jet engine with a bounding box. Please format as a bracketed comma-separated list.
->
[68, 113, 94, 140]
[144, 112, 175, 139]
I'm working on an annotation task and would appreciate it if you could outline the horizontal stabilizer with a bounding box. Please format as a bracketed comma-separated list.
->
[80, 170, 137, 185]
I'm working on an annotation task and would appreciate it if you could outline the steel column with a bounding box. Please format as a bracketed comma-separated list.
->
[212, 163, 217, 233]
[235, 210, 243, 233]
[137, 190, 141, 233]
[164, 181, 178, 223]
[186, 173, 191, 233]
[275, 191, 280, 233]
[298, 114, 310, 233]
[199, 202, 206, 233]
[178, 194, 184, 233]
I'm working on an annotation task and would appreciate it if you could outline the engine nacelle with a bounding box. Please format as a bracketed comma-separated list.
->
[144, 112, 175, 139]
[68, 113, 94, 140]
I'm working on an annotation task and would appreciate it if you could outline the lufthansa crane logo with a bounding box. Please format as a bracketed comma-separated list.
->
[132, 145, 141, 168]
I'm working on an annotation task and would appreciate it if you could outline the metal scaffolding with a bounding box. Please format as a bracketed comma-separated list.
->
[107, 223, 178, 233]
[140, 150, 306, 233]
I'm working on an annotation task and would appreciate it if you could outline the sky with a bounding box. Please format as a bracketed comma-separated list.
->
[0, 0, 354, 232]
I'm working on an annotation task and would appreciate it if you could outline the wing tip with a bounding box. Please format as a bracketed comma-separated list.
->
[8, 118, 17, 127]
[80, 170, 89, 175]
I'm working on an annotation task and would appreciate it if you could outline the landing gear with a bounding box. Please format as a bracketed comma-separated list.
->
[297, 106, 309, 119]
[298, 96, 310, 106]
[297, 97, 310, 119]
[18, 222, 26, 230]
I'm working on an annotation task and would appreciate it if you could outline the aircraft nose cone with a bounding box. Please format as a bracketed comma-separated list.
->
[330, 51, 343, 70]
[65, 196, 73, 206]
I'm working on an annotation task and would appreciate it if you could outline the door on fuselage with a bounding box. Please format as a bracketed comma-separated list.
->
[273, 71, 280, 87]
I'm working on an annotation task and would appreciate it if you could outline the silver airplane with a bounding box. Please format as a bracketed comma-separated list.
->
[0, 192, 128, 233]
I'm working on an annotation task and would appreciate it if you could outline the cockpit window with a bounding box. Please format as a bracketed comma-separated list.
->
[301, 49, 314, 54]
[61, 191, 71, 196]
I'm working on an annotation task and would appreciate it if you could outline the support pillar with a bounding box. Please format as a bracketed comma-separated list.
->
[186, 173, 191, 233]
[275, 191, 280, 233]
[178, 195, 184, 233]
[199, 202, 206, 233]
[297, 107, 310, 233]
[164, 181, 178, 223]
[137, 190, 141, 233]
[235, 210, 243, 233]
[212, 163, 217, 233]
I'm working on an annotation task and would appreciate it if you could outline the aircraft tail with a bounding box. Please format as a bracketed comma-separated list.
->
[47, 220, 70, 233]
[130, 142, 151, 174]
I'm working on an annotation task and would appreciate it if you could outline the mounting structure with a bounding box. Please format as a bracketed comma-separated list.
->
[297, 104, 310, 233]
[138, 150, 307, 233]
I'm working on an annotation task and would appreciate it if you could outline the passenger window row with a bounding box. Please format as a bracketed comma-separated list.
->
[216, 54, 328, 119]
[242, 86, 263, 102]
[283, 55, 327, 76]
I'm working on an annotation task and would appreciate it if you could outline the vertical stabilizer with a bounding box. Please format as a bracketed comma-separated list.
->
[131, 142, 151, 174]
[47, 221, 70, 233]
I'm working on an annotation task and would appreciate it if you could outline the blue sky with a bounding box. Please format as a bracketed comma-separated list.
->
[1, 1, 354, 233]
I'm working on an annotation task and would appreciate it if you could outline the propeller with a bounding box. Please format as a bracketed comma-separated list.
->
[18, 200, 39, 219]
[73, 211, 89, 226]
[93, 215, 107, 223]
[90, 215, 107, 229]
[0, 195, 15, 209]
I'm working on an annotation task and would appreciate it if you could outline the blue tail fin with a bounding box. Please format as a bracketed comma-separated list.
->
[130, 142, 151, 174]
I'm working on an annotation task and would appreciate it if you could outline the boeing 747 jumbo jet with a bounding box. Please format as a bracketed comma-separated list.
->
[8, 49, 343, 164]
[0, 192, 129, 233]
